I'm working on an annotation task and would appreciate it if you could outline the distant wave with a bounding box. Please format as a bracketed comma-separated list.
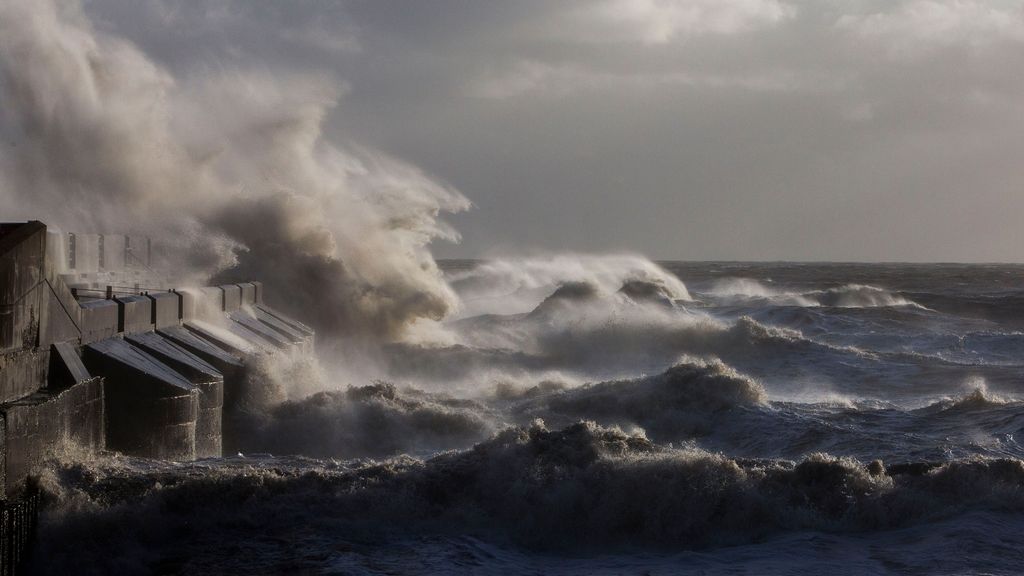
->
[706, 279, 923, 309]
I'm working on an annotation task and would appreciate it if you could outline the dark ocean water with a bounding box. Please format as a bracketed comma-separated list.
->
[30, 260, 1024, 575]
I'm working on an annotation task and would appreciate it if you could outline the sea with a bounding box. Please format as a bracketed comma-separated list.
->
[29, 260, 1024, 575]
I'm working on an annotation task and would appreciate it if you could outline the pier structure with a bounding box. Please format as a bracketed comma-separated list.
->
[0, 221, 313, 570]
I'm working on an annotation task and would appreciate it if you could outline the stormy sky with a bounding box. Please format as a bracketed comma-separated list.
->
[80, 0, 1024, 262]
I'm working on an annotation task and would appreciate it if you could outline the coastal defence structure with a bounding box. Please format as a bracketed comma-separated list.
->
[0, 221, 313, 572]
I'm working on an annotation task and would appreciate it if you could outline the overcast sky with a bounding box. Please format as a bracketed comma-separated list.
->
[81, 0, 1024, 261]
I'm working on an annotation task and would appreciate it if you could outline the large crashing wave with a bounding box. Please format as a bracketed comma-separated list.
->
[31, 420, 1024, 573]
[0, 0, 468, 340]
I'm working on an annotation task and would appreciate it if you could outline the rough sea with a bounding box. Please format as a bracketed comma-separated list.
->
[29, 260, 1024, 575]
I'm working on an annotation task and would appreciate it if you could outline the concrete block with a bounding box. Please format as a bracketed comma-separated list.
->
[229, 311, 293, 350]
[251, 281, 263, 304]
[157, 325, 243, 371]
[220, 285, 242, 313]
[148, 292, 179, 328]
[83, 339, 197, 460]
[237, 283, 257, 306]
[251, 307, 306, 344]
[114, 295, 153, 334]
[225, 318, 284, 352]
[257, 304, 314, 337]
[79, 299, 118, 344]
[48, 341, 91, 390]
[184, 321, 257, 356]
[126, 333, 223, 458]
[177, 287, 223, 321]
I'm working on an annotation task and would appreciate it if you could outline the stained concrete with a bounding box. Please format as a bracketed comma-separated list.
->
[0, 222, 45, 354]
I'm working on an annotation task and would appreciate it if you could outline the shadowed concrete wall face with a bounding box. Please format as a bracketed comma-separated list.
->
[1, 223, 48, 403]
[0, 223, 45, 354]
[83, 340, 197, 460]
[0, 376, 103, 496]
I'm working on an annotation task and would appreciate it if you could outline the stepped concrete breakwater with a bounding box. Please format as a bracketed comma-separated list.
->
[0, 220, 313, 571]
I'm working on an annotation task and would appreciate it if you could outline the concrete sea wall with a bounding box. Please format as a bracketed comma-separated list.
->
[0, 221, 314, 571]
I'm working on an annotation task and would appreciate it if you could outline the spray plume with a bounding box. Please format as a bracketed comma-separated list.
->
[0, 0, 469, 340]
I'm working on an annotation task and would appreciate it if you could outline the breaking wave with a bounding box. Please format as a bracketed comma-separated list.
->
[236, 382, 498, 459]
[706, 279, 921, 309]
[517, 360, 766, 439]
[30, 421, 1024, 573]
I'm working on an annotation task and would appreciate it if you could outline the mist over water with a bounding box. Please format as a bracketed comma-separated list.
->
[5, 1, 1024, 574]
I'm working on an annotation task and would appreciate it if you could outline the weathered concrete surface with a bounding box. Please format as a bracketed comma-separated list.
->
[39, 284, 80, 348]
[79, 299, 118, 344]
[238, 283, 257, 306]
[127, 333, 223, 458]
[177, 287, 223, 322]
[0, 222, 45, 354]
[184, 321, 257, 356]
[148, 292, 179, 329]
[220, 285, 242, 313]
[83, 339, 197, 460]
[114, 295, 153, 335]
[257, 304, 314, 338]
[0, 376, 103, 496]
[249, 306, 307, 344]
[229, 311, 294, 350]
[225, 319, 284, 352]
[0, 350, 47, 406]
[158, 326, 244, 373]
[158, 326, 247, 453]
[251, 281, 263, 304]
[48, 342, 90, 390]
